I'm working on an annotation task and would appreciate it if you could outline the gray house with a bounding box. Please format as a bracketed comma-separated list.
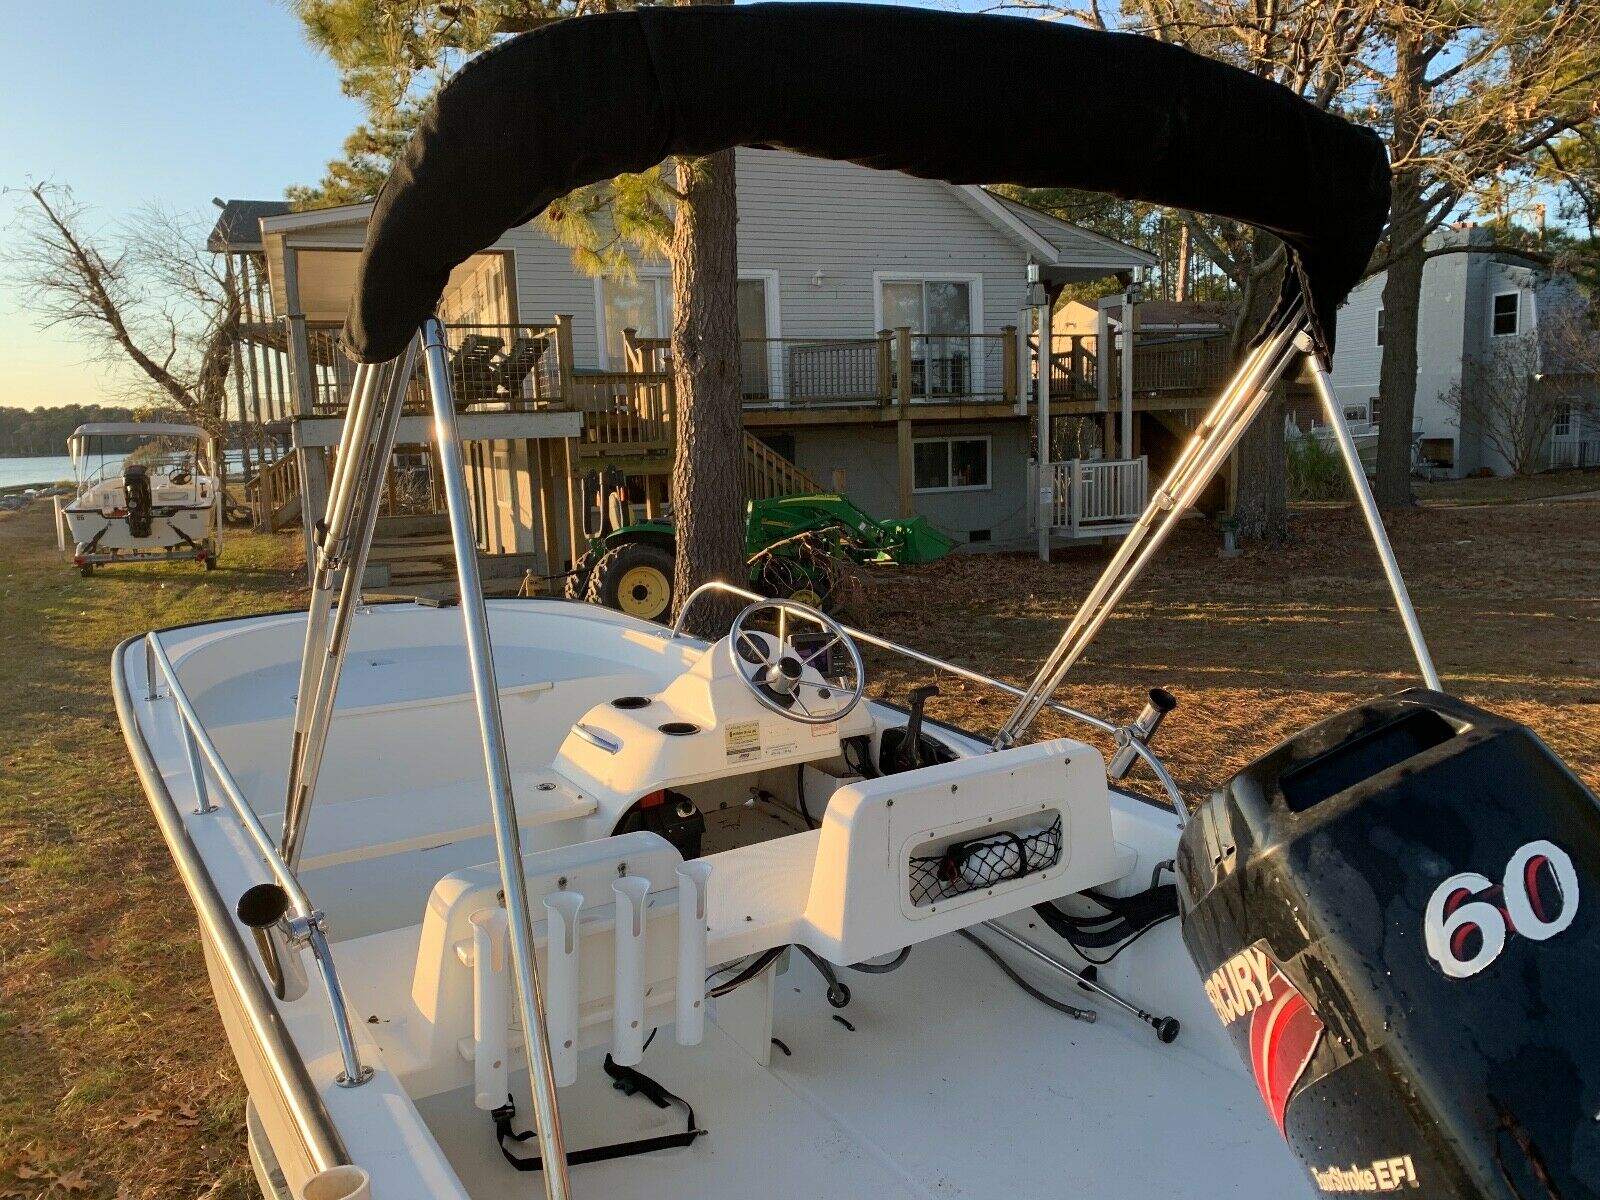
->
[1329, 224, 1598, 476]
[233, 147, 1156, 583]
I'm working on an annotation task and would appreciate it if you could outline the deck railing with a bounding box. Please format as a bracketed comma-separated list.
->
[627, 327, 1018, 408]
[303, 322, 564, 416]
[1113, 333, 1232, 395]
[1547, 435, 1600, 470]
[1052, 331, 1232, 402]
[570, 369, 675, 456]
[1048, 457, 1149, 533]
[1050, 334, 1099, 400]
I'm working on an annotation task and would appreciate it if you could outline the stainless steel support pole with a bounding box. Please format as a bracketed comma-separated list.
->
[1305, 348, 1442, 690]
[421, 318, 572, 1200]
[304, 921, 373, 1088]
[181, 722, 213, 815]
[997, 305, 1306, 745]
[284, 361, 382, 818]
[282, 342, 419, 870]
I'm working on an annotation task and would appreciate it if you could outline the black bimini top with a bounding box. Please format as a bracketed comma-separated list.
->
[344, 3, 1389, 364]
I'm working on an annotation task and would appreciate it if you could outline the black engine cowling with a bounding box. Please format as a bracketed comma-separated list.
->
[1177, 690, 1599, 1198]
[123, 465, 154, 538]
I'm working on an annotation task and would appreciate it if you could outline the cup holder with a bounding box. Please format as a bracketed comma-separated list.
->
[658, 721, 700, 736]
[611, 696, 652, 710]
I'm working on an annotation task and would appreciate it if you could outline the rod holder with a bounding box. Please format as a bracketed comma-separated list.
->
[674, 863, 712, 1046]
[469, 908, 511, 1110]
[611, 876, 651, 1066]
[544, 892, 584, 1087]
[1108, 687, 1177, 780]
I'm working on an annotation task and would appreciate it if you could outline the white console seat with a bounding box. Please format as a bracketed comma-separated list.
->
[703, 738, 1133, 964]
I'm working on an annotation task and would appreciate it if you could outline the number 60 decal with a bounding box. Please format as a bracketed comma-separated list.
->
[1424, 840, 1580, 979]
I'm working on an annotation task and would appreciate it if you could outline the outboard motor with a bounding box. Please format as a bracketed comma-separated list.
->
[123, 464, 154, 538]
[1177, 691, 1598, 1199]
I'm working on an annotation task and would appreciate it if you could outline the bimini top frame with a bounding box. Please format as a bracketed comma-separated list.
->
[280, 8, 1438, 1196]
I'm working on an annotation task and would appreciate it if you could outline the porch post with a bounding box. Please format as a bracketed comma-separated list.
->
[895, 326, 914, 517]
[1002, 324, 1019, 411]
[1037, 303, 1052, 562]
[1121, 270, 1140, 460]
[877, 329, 893, 406]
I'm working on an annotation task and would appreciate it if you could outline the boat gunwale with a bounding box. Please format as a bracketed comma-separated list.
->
[111, 634, 350, 1175]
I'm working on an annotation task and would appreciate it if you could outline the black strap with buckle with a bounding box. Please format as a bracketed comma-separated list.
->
[491, 1055, 705, 1173]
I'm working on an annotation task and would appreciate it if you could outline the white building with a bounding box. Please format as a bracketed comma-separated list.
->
[1330, 225, 1597, 476]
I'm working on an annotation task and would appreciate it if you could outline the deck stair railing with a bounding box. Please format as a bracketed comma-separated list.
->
[743, 431, 825, 498]
[246, 449, 306, 531]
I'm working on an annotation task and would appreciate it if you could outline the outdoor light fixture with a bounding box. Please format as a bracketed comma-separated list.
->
[1025, 262, 1048, 309]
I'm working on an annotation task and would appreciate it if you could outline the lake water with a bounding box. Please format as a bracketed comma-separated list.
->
[0, 456, 76, 490]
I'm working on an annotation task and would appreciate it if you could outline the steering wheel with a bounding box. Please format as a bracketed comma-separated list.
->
[727, 599, 865, 725]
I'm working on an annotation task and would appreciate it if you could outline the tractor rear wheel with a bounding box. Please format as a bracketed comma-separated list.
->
[589, 542, 675, 624]
[563, 550, 597, 602]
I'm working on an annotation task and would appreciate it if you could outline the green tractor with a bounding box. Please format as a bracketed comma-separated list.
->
[565, 468, 955, 623]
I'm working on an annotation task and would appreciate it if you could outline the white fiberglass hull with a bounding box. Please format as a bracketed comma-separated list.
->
[116, 601, 1311, 1200]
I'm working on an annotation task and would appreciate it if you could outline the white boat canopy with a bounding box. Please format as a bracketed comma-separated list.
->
[68, 422, 208, 463]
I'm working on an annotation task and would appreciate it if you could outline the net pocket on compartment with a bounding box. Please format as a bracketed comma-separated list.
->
[908, 814, 1062, 907]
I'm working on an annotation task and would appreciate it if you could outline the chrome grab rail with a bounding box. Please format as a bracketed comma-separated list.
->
[666, 581, 1188, 823]
[143, 631, 373, 1088]
[114, 637, 349, 1174]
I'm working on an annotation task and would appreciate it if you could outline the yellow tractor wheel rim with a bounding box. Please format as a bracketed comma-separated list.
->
[617, 564, 671, 618]
[789, 587, 823, 609]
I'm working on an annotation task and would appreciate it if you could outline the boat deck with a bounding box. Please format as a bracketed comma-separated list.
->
[414, 927, 1311, 1199]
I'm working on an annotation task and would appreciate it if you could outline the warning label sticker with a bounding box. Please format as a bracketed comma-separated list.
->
[724, 720, 761, 761]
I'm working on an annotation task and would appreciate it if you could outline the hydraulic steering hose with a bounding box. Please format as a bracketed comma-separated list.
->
[958, 930, 1095, 1023]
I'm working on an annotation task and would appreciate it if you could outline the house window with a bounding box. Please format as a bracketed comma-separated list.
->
[1553, 404, 1572, 438]
[1491, 292, 1520, 337]
[1344, 404, 1368, 424]
[600, 274, 673, 367]
[737, 277, 775, 400]
[913, 436, 990, 492]
[878, 276, 980, 398]
[1369, 396, 1382, 426]
[1375, 307, 1385, 347]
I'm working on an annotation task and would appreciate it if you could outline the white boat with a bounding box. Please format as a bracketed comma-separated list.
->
[64, 421, 222, 574]
[115, 9, 1598, 1200]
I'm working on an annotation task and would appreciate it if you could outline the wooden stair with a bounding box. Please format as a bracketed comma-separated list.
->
[246, 450, 304, 532]
[367, 513, 456, 588]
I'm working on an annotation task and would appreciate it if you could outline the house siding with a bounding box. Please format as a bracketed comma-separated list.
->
[1328, 226, 1530, 476]
[790, 418, 1032, 546]
[495, 149, 1041, 364]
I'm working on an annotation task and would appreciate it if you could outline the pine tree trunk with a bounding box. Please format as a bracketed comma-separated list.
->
[668, 148, 746, 636]
[1373, 10, 1425, 510]
[1230, 238, 1288, 545]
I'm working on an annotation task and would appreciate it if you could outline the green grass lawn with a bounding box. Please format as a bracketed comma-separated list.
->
[0, 505, 305, 1198]
[1414, 466, 1600, 505]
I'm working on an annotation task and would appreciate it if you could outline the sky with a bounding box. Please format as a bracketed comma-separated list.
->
[0, 1, 363, 411]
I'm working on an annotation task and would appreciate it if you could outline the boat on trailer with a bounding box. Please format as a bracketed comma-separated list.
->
[64, 421, 222, 575]
[115, 8, 1599, 1200]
